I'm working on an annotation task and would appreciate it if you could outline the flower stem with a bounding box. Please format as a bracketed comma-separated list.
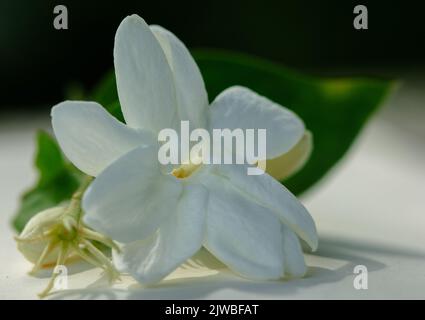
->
[62, 175, 94, 224]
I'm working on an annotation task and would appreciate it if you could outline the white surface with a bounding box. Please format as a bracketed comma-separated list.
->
[1, 78, 424, 299]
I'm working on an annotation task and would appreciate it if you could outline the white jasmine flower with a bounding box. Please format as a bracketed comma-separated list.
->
[51, 14, 318, 284]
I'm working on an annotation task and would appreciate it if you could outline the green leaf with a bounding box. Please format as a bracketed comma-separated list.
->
[192, 50, 394, 195]
[12, 131, 83, 232]
[35, 130, 67, 187]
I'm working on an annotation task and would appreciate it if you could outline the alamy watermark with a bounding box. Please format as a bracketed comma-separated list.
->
[53, 5, 68, 30]
[158, 121, 267, 176]
[353, 265, 368, 290]
[53, 265, 68, 291]
[353, 5, 368, 30]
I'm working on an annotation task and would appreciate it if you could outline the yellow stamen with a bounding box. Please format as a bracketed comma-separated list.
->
[172, 162, 201, 179]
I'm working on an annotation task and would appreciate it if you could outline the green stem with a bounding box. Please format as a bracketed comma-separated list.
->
[62, 176, 93, 223]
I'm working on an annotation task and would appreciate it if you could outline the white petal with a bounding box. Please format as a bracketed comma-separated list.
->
[281, 224, 307, 278]
[113, 184, 208, 284]
[266, 130, 313, 181]
[51, 101, 154, 176]
[82, 145, 182, 243]
[208, 86, 305, 159]
[212, 165, 318, 251]
[151, 25, 208, 129]
[200, 170, 284, 280]
[114, 15, 178, 132]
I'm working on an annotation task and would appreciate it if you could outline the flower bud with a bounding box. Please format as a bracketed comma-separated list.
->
[16, 207, 65, 266]
[15, 205, 119, 298]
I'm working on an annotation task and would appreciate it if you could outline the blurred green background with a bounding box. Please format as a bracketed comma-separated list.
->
[1, 0, 424, 109]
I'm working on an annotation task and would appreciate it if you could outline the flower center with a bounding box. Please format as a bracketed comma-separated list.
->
[171, 162, 201, 179]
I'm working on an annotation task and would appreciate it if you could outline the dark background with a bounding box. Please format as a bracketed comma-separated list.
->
[0, 0, 424, 109]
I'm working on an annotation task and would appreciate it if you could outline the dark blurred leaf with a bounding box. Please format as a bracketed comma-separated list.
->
[193, 50, 393, 195]
[90, 70, 124, 122]
[12, 131, 83, 232]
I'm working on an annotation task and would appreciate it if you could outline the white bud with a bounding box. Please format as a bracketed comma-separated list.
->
[16, 207, 65, 265]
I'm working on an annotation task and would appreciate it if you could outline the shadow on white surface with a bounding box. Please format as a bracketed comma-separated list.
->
[50, 235, 422, 300]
